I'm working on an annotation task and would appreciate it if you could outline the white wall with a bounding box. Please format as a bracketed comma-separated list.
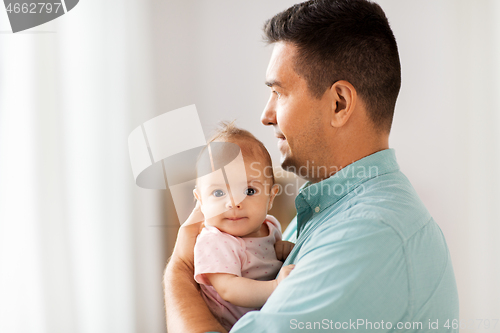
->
[154, 0, 500, 330]
[380, 0, 500, 326]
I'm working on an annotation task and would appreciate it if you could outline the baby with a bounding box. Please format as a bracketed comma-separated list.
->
[192, 122, 295, 331]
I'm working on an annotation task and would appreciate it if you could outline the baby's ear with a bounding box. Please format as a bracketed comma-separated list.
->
[268, 184, 280, 211]
[193, 188, 202, 204]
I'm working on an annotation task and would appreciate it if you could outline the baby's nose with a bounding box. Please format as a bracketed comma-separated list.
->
[226, 196, 242, 209]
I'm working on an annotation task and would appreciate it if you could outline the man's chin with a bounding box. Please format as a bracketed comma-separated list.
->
[280, 154, 312, 180]
[280, 154, 298, 172]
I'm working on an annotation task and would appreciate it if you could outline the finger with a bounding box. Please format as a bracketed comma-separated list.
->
[171, 222, 204, 268]
[280, 266, 294, 279]
[184, 206, 205, 226]
[276, 249, 283, 261]
[279, 244, 286, 260]
[275, 243, 283, 259]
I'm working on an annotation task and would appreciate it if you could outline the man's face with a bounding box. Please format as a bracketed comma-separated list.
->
[261, 42, 332, 177]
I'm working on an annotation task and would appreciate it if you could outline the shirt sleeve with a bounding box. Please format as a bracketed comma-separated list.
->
[281, 216, 297, 243]
[194, 229, 243, 286]
[230, 218, 409, 332]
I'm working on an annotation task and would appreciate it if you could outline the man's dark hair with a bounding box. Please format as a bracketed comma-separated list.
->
[264, 0, 401, 132]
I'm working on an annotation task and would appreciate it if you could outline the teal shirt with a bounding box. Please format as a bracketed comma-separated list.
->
[230, 149, 459, 332]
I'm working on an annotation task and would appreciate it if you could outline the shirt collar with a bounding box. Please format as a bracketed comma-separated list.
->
[295, 148, 400, 217]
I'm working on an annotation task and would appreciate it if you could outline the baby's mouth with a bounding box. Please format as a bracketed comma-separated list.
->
[226, 217, 246, 221]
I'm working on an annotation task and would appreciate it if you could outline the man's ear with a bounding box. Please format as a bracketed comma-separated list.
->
[267, 184, 280, 211]
[329, 80, 357, 128]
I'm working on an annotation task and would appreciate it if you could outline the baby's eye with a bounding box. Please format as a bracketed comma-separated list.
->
[212, 189, 225, 197]
[245, 187, 258, 196]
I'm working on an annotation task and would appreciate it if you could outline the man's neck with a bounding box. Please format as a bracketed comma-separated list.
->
[307, 137, 389, 183]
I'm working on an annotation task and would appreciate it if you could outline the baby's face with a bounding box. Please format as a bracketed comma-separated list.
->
[194, 157, 278, 237]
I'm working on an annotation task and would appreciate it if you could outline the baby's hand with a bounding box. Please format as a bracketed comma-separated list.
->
[274, 240, 295, 261]
[276, 264, 295, 285]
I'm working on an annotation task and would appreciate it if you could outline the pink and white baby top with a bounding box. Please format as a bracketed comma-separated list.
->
[194, 215, 283, 331]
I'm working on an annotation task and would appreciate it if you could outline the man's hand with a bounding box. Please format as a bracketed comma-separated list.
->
[164, 202, 227, 333]
[274, 240, 295, 261]
[170, 200, 205, 269]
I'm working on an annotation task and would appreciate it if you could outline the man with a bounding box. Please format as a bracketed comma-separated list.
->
[164, 0, 459, 332]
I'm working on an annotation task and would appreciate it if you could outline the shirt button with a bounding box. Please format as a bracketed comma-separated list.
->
[315, 206, 320, 213]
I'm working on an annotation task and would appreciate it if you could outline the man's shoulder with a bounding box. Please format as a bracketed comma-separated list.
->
[334, 169, 433, 240]
[309, 214, 404, 253]
[307, 169, 450, 266]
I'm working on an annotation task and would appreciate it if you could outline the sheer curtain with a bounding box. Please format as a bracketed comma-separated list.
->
[0, 0, 167, 332]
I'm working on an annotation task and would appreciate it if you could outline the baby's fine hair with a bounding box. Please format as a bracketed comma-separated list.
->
[208, 121, 275, 184]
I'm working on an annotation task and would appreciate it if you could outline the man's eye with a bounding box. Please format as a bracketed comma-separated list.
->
[273, 91, 281, 99]
[245, 187, 258, 196]
[212, 189, 225, 197]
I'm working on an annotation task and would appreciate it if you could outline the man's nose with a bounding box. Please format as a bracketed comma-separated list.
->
[261, 95, 277, 126]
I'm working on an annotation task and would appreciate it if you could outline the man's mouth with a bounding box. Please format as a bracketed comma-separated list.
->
[276, 134, 287, 149]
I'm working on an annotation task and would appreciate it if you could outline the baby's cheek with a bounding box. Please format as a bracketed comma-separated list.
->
[198, 205, 209, 220]
[199, 201, 223, 220]
[203, 216, 216, 227]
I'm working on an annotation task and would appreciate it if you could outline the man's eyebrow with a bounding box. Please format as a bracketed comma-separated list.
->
[265, 80, 283, 88]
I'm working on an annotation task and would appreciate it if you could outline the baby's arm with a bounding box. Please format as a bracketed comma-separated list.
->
[205, 264, 295, 308]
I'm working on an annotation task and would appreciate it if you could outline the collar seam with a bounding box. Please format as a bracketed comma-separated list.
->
[306, 167, 400, 213]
